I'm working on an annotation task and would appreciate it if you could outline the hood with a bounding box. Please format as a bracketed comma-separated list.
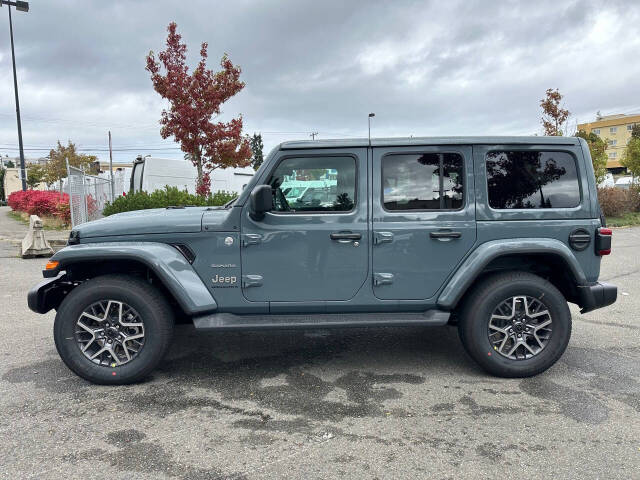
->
[75, 207, 210, 238]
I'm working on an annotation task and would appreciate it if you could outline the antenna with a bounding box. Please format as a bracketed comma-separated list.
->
[368, 113, 375, 146]
[310, 132, 318, 140]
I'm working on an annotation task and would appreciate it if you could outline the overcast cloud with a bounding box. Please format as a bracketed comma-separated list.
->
[0, 0, 639, 164]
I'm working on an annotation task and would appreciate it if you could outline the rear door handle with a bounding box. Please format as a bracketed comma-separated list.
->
[430, 231, 462, 239]
[330, 232, 362, 240]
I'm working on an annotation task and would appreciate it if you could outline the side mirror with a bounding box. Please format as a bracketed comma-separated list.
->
[250, 184, 272, 220]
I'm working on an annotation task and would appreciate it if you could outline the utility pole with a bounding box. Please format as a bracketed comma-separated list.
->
[310, 132, 318, 140]
[2, 0, 30, 190]
[108, 131, 114, 201]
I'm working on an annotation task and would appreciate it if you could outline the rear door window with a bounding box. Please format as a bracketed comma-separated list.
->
[486, 150, 580, 209]
[382, 153, 464, 210]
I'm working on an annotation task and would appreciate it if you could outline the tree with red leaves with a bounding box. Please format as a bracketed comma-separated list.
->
[146, 23, 251, 195]
[540, 88, 569, 136]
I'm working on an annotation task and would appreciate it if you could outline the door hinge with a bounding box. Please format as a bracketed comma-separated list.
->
[374, 231, 394, 245]
[373, 272, 394, 286]
[242, 234, 262, 248]
[242, 274, 263, 288]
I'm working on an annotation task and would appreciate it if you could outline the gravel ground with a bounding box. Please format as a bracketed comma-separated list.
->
[0, 223, 638, 479]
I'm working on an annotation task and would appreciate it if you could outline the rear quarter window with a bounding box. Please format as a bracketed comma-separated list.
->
[486, 150, 580, 209]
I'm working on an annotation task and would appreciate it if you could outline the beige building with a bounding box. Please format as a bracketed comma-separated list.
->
[577, 113, 640, 169]
[2, 167, 48, 199]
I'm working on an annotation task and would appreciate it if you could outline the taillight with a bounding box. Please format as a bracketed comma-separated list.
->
[596, 227, 612, 255]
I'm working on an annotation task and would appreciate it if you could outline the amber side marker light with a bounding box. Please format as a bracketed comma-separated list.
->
[45, 260, 59, 270]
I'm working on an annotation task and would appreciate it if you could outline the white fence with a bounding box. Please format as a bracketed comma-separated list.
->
[66, 162, 113, 227]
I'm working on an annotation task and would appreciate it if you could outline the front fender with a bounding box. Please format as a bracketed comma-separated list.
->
[42, 242, 217, 315]
[437, 238, 588, 309]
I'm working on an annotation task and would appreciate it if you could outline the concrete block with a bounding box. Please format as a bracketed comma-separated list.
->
[21, 215, 54, 258]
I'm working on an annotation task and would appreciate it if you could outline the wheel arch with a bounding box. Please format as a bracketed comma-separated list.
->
[37, 243, 217, 316]
[438, 238, 588, 310]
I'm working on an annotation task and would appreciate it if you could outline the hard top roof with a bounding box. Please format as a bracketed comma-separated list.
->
[280, 136, 581, 150]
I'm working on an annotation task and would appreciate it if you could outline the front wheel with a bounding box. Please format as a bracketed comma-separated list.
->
[54, 274, 174, 385]
[458, 271, 571, 378]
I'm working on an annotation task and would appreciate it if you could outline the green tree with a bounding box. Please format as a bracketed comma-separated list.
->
[44, 141, 97, 191]
[26, 164, 45, 189]
[576, 130, 608, 184]
[622, 136, 640, 180]
[5, 159, 15, 169]
[630, 123, 640, 139]
[249, 133, 264, 170]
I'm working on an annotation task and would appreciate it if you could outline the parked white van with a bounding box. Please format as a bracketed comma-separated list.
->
[614, 176, 634, 190]
[130, 156, 254, 194]
[598, 172, 615, 188]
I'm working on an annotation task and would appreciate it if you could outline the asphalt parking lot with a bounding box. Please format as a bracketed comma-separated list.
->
[1, 227, 638, 479]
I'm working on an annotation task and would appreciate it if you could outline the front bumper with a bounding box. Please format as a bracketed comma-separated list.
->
[577, 282, 617, 313]
[27, 273, 68, 314]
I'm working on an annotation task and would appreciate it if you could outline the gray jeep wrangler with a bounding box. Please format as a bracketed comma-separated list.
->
[28, 136, 617, 384]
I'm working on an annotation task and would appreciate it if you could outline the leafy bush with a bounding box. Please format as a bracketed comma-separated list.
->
[597, 187, 640, 217]
[7, 189, 70, 223]
[626, 186, 640, 212]
[102, 186, 236, 216]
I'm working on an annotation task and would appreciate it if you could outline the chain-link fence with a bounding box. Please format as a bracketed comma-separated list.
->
[66, 162, 113, 227]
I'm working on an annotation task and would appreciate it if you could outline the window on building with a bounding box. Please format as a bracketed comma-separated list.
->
[610, 127, 617, 134]
[382, 153, 464, 210]
[609, 139, 617, 146]
[593, 128, 601, 135]
[486, 150, 579, 209]
[268, 156, 356, 212]
[629, 124, 638, 131]
[609, 152, 617, 158]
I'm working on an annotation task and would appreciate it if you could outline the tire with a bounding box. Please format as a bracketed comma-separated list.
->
[458, 271, 571, 378]
[54, 274, 174, 385]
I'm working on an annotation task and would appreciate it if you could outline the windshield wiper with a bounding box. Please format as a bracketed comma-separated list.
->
[224, 197, 238, 208]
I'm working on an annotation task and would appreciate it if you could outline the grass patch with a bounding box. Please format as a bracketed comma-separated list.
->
[7, 210, 69, 230]
[606, 212, 640, 227]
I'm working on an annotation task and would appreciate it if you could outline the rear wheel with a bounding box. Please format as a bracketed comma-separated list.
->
[54, 274, 174, 385]
[458, 271, 571, 377]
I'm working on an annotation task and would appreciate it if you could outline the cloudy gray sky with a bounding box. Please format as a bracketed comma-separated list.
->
[1, 0, 639, 164]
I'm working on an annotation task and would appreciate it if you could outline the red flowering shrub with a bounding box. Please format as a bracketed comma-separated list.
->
[55, 200, 71, 223]
[86, 195, 98, 217]
[7, 189, 31, 211]
[7, 190, 70, 224]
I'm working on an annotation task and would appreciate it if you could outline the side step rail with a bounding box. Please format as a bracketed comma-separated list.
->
[192, 310, 450, 331]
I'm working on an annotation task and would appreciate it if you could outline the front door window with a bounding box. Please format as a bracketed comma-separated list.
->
[269, 156, 356, 212]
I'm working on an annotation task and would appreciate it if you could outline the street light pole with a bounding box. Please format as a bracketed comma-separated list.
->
[368, 113, 375, 146]
[2, 0, 29, 190]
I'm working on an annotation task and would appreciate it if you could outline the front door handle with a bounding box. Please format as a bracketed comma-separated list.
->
[330, 232, 362, 241]
[430, 230, 462, 239]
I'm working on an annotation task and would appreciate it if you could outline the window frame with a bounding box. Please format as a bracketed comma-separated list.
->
[264, 153, 359, 215]
[485, 148, 582, 211]
[610, 127, 617, 134]
[380, 151, 466, 213]
[592, 128, 601, 134]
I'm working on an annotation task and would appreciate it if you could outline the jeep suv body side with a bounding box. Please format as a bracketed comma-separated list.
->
[28, 136, 616, 383]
